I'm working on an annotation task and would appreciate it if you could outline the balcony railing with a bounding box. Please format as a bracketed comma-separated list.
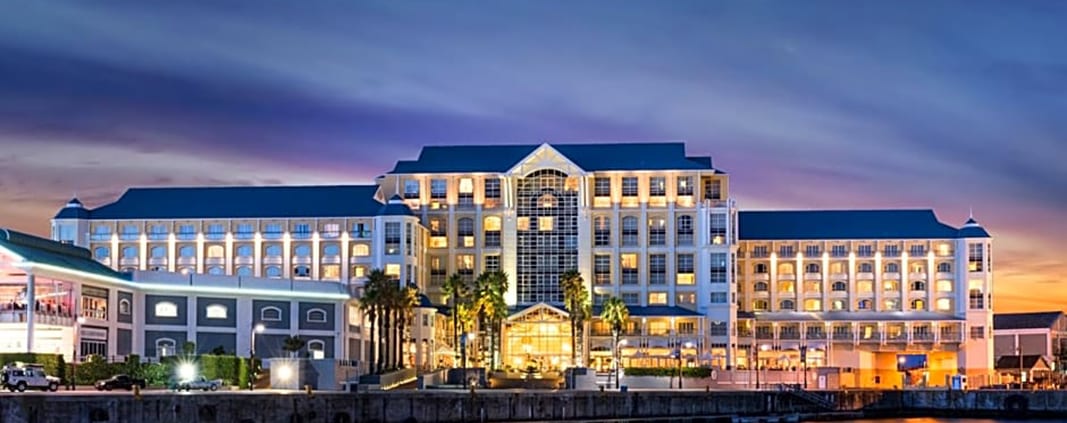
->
[859, 332, 881, 342]
[91, 234, 112, 241]
[119, 233, 140, 241]
[176, 233, 197, 241]
[148, 233, 169, 241]
[204, 233, 226, 241]
[234, 232, 255, 240]
[755, 331, 775, 340]
[779, 331, 801, 340]
[349, 230, 372, 239]
[805, 331, 827, 340]
[832, 332, 854, 341]
[912, 332, 935, 342]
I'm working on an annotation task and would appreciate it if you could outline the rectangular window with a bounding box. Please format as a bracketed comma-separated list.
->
[831, 245, 847, 257]
[385, 222, 401, 255]
[385, 264, 401, 280]
[403, 180, 420, 199]
[350, 222, 370, 238]
[594, 177, 612, 197]
[704, 179, 722, 200]
[234, 224, 254, 240]
[649, 177, 666, 196]
[648, 254, 666, 285]
[593, 293, 609, 305]
[676, 176, 694, 196]
[594, 254, 611, 285]
[883, 244, 900, 257]
[147, 224, 168, 240]
[485, 255, 500, 272]
[292, 223, 312, 239]
[710, 292, 728, 303]
[752, 246, 769, 258]
[205, 223, 225, 240]
[909, 245, 926, 257]
[177, 224, 197, 240]
[321, 223, 341, 239]
[429, 256, 446, 286]
[457, 254, 475, 280]
[648, 292, 668, 305]
[969, 326, 985, 339]
[458, 178, 474, 194]
[968, 243, 984, 272]
[621, 292, 639, 305]
[321, 265, 341, 280]
[120, 224, 140, 241]
[538, 216, 554, 231]
[648, 218, 666, 246]
[968, 288, 985, 309]
[709, 253, 727, 284]
[593, 217, 610, 247]
[430, 179, 447, 199]
[676, 292, 696, 306]
[857, 245, 873, 257]
[710, 213, 727, 244]
[621, 254, 638, 285]
[676, 254, 695, 285]
[621, 217, 638, 246]
[804, 245, 821, 257]
[484, 178, 501, 199]
[621, 177, 638, 196]
[778, 245, 795, 257]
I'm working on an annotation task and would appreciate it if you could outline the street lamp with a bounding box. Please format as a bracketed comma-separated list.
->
[70, 316, 85, 390]
[1017, 346, 1024, 390]
[756, 344, 770, 390]
[616, 339, 628, 389]
[249, 323, 265, 390]
[677, 341, 694, 389]
[800, 346, 808, 390]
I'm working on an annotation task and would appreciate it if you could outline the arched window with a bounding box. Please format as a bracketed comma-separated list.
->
[910, 280, 927, 291]
[621, 216, 638, 246]
[777, 262, 794, 275]
[909, 263, 925, 274]
[777, 281, 795, 293]
[179, 245, 195, 258]
[122, 246, 138, 259]
[832, 281, 848, 291]
[94, 247, 110, 259]
[156, 338, 176, 357]
[236, 266, 252, 277]
[753, 300, 769, 311]
[936, 298, 952, 311]
[676, 215, 693, 245]
[911, 299, 926, 310]
[265, 266, 282, 278]
[829, 262, 846, 274]
[754, 281, 769, 292]
[539, 193, 556, 208]
[207, 266, 224, 275]
[885, 262, 900, 273]
[293, 265, 311, 278]
[858, 262, 873, 273]
[831, 300, 846, 311]
[323, 244, 340, 256]
[206, 245, 225, 258]
[236, 245, 253, 257]
[206, 304, 227, 319]
[150, 246, 166, 258]
[265, 245, 282, 257]
[937, 262, 952, 273]
[119, 299, 131, 315]
[883, 280, 900, 291]
[351, 244, 370, 257]
[121, 267, 137, 273]
[307, 339, 326, 359]
[884, 299, 899, 310]
[936, 280, 953, 292]
[306, 308, 327, 323]
[857, 299, 872, 310]
[754, 263, 768, 274]
[155, 301, 178, 318]
[178, 266, 194, 275]
[261, 306, 282, 321]
[805, 263, 820, 274]
[779, 299, 796, 310]
[804, 299, 821, 311]
[293, 245, 311, 258]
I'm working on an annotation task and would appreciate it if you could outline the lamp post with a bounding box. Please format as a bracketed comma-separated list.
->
[70, 316, 85, 390]
[249, 323, 265, 390]
[800, 346, 808, 390]
[616, 339, 628, 390]
[1017, 346, 1024, 390]
[677, 341, 694, 389]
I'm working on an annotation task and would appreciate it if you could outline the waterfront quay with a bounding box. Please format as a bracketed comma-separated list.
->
[2, 389, 1067, 423]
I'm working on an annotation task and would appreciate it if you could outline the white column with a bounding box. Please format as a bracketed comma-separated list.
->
[26, 273, 36, 353]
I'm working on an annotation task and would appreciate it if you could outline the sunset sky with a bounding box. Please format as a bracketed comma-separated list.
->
[0, 2, 1063, 312]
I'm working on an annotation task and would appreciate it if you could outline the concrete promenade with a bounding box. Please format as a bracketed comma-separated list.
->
[1, 389, 1066, 423]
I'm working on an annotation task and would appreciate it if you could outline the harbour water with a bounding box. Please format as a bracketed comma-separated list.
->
[804, 419, 1064, 423]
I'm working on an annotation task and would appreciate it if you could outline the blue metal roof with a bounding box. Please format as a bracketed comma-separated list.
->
[390, 142, 715, 173]
[376, 195, 415, 217]
[54, 198, 91, 219]
[994, 311, 1063, 330]
[0, 229, 128, 280]
[738, 209, 966, 240]
[85, 185, 383, 219]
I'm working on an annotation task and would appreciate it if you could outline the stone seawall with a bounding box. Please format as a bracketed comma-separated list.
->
[1, 389, 1065, 423]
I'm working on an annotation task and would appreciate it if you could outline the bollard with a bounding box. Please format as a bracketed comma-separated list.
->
[305, 384, 313, 397]
[133, 384, 142, 400]
[705, 385, 710, 393]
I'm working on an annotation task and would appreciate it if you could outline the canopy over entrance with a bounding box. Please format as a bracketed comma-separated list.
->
[504, 303, 573, 372]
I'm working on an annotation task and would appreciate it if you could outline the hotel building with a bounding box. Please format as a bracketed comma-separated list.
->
[21, 141, 994, 387]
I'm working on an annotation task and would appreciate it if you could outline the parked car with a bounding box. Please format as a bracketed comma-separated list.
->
[94, 374, 147, 391]
[176, 377, 223, 392]
[1, 363, 60, 392]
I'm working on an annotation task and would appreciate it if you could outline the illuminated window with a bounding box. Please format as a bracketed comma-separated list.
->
[648, 292, 668, 305]
[649, 177, 666, 196]
[677, 292, 696, 306]
[911, 299, 926, 310]
[710, 213, 727, 244]
[352, 244, 370, 256]
[676, 176, 693, 196]
[351, 266, 367, 279]
[385, 264, 401, 279]
[307, 340, 325, 359]
[517, 217, 530, 231]
[804, 299, 821, 311]
[647, 217, 666, 245]
[968, 243, 984, 272]
[155, 302, 178, 318]
[753, 300, 769, 311]
[206, 245, 224, 258]
[937, 243, 952, 256]
[206, 304, 227, 319]
[321, 265, 340, 280]
[883, 280, 900, 291]
[676, 254, 695, 285]
[831, 300, 845, 310]
[936, 298, 952, 311]
[403, 180, 420, 199]
[777, 262, 794, 275]
[884, 299, 900, 310]
[322, 223, 341, 238]
[777, 281, 795, 293]
[621, 254, 638, 284]
[538, 216, 553, 231]
[857, 281, 873, 293]
[936, 280, 953, 292]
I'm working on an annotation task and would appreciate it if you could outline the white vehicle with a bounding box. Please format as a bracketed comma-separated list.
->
[177, 376, 222, 392]
[1, 363, 60, 392]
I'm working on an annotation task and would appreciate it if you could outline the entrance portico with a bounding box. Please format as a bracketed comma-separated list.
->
[503, 303, 573, 372]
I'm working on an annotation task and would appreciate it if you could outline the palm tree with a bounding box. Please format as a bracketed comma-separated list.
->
[560, 269, 590, 367]
[361, 269, 390, 373]
[394, 284, 420, 369]
[601, 296, 630, 388]
[442, 273, 470, 366]
[475, 271, 509, 370]
[282, 336, 306, 358]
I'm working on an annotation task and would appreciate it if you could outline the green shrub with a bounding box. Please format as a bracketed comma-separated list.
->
[623, 366, 712, 378]
[0, 353, 66, 382]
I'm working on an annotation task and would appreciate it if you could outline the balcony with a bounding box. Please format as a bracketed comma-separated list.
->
[752, 273, 769, 281]
[204, 233, 226, 241]
[176, 233, 197, 241]
[234, 232, 255, 240]
[349, 230, 372, 239]
[803, 273, 822, 281]
[830, 290, 849, 298]
[263, 256, 283, 265]
[204, 257, 226, 266]
[291, 256, 312, 265]
[348, 256, 370, 264]
[234, 257, 254, 265]
[177, 257, 197, 266]
[148, 233, 169, 241]
[751, 291, 769, 298]
[908, 272, 927, 281]
[805, 331, 827, 340]
[912, 332, 935, 343]
[936, 272, 954, 280]
[90, 234, 113, 242]
[832, 332, 855, 341]
[0, 311, 75, 326]
[886, 332, 908, 342]
[320, 256, 341, 265]
[776, 291, 796, 298]
[119, 258, 139, 266]
[148, 257, 167, 266]
[779, 331, 801, 340]
[755, 332, 775, 340]
[830, 273, 849, 281]
[777, 273, 796, 281]
[291, 232, 312, 240]
[262, 232, 284, 240]
[856, 272, 874, 280]
[859, 332, 882, 342]
[883, 272, 901, 280]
